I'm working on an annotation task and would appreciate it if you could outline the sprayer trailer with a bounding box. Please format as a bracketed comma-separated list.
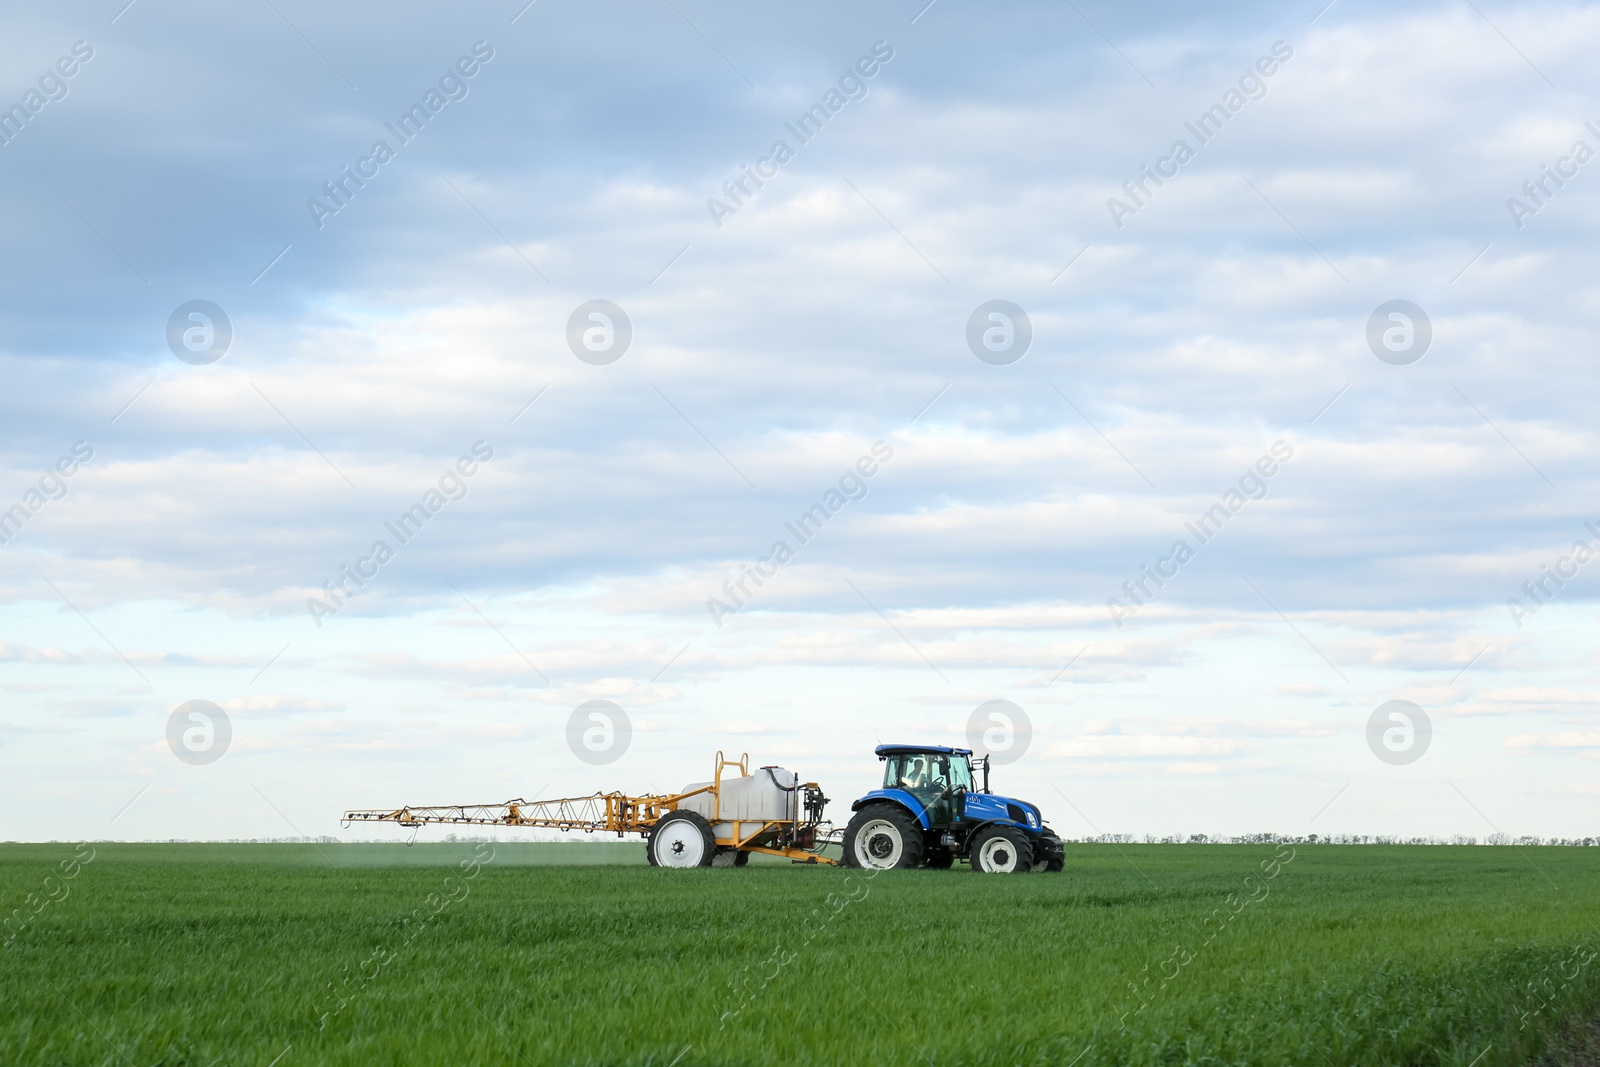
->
[343, 752, 837, 867]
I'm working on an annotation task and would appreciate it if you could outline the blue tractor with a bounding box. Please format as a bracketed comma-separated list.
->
[841, 744, 1065, 873]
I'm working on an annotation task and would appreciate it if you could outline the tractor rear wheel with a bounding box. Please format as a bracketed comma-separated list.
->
[842, 805, 924, 870]
[648, 811, 715, 868]
[971, 826, 1033, 873]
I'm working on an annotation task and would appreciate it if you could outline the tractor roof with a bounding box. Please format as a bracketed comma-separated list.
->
[874, 744, 973, 758]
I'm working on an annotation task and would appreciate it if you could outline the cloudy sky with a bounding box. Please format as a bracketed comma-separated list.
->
[5, 0, 1599, 842]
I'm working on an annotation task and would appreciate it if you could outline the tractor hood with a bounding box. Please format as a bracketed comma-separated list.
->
[963, 790, 1042, 830]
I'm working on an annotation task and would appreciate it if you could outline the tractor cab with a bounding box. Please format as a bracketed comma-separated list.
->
[878, 746, 978, 828]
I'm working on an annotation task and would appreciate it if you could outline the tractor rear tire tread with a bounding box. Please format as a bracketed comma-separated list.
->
[842, 803, 924, 870]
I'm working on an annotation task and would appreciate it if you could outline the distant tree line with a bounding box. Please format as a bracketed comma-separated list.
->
[1071, 833, 1599, 846]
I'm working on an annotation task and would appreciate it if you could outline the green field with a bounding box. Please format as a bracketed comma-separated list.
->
[4, 841, 1599, 1066]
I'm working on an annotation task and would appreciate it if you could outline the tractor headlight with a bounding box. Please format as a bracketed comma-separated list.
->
[1027, 810, 1040, 829]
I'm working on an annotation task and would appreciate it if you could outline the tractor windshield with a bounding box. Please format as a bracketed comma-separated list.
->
[948, 755, 973, 792]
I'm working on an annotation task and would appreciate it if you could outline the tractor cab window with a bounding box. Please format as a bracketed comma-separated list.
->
[889, 758, 928, 793]
[883, 753, 971, 800]
[948, 755, 973, 793]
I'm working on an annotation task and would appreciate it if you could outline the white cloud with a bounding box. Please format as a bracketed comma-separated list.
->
[4, 1, 1600, 837]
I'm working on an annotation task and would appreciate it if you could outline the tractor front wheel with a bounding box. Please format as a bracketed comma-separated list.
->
[842, 805, 924, 870]
[647, 811, 716, 868]
[971, 826, 1034, 873]
[1036, 831, 1066, 872]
